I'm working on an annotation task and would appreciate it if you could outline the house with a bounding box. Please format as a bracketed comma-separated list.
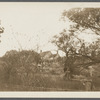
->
[40, 50, 60, 62]
[40, 51, 52, 61]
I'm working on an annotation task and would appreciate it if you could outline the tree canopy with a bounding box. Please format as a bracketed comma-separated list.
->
[62, 8, 100, 35]
[1, 50, 41, 85]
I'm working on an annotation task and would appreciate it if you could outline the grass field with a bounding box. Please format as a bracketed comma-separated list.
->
[0, 74, 100, 91]
[0, 73, 85, 91]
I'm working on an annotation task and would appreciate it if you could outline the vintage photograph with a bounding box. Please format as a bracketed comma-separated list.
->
[0, 2, 100, 92]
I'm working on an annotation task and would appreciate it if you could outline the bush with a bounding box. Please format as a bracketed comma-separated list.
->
[0, 50, 41, 85]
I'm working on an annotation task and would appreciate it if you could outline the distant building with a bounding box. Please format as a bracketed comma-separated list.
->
[40, 50, 60, 62]
[39, 50, 63, 74]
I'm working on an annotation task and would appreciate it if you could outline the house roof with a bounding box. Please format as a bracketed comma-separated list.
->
[40, 51, 52, 57]
[40, 51, 60, 60]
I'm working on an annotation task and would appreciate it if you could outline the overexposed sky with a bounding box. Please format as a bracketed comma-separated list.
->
[0, 3, 100, 57]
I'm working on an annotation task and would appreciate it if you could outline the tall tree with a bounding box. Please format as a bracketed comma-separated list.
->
[61, 8, 100, 64]
[52, 29, 83, 78]
[52, 8, 100, 78]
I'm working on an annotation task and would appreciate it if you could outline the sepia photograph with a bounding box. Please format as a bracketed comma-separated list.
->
[0, 3, 100, 96]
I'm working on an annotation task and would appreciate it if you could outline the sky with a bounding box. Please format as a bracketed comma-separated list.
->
[0, 3, 100, 57]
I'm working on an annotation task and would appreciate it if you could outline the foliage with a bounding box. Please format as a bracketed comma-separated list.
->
[52, 8, 100, 77]
[1, 50, 41, 85]
[62, 8, 100, 62]
[62, 8, 100, 35]
[52, 29, 81, 76]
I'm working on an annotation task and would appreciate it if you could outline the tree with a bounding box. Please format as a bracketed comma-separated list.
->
[1, 50, 41, 85]
[0, 22, 4, 42]
[52, 30, 100, 81]
[52, 29, 83, 78]
[62, 8, 100, 35]
[61, 8, 100, 64]
[52, 8, 100, 78]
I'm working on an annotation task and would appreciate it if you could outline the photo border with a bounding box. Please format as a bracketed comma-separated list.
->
[0, 1, 99, 99]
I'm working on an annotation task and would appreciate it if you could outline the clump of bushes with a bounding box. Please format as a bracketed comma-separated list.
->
[0, 50, 41, 85]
